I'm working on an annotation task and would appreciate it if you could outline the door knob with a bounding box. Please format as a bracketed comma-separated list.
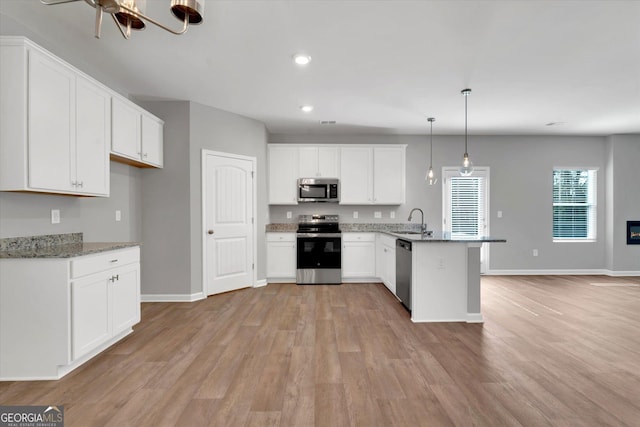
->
[208, 230, 214, 235]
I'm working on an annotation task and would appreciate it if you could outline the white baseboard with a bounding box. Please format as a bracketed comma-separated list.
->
[266, 278, 296, 283]
[141, 292, 206, 302]
[255, 279, 268, 287]
[466, 313, 484, 323]
[603, 270, 640, 277]
[486, 269, 609, 276]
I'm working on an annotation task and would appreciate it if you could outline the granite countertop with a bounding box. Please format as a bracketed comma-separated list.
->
[266, 223, 506, 243]
[386, 231, 506, 243]
[0, 233, 139, 259]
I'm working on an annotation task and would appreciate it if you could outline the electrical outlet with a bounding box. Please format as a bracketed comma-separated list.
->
[390, 211, 395, 219]
[374, 211, 382, 219]
[353, 211, 359, 219]
[51, 209, 60, 224]
[115, 210, 122, 222]
[533, 249, 539, 257]
[437, 257, 445, 269]
[497, 210, 503, 218]
[286, 211, 292, 219]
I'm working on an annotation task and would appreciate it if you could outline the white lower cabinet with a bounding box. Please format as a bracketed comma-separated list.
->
[342, 233, 377, 280]
[266, 233, 296, 281]
[0, 247, 140, 380]
[376, 233, 396, 293]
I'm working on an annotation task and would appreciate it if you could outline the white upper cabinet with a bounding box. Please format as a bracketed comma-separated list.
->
[340, 146, 373, 204]
[0, 37, 110, 197]
[141, 112, 163, 167]
[75, 75, 111, 195]
[373, 146, 405, 204]
[340, 145, 406, 205]
[299, 146, 339, 178]
[268, 143, 405, 205]
[111, 96, 164, 168]
[268, 145, 299, 204]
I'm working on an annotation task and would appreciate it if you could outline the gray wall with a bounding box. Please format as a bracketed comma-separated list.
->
[0, 162, 141, 241]
[138, 101, 268, 296]
[607, 135, 640, 271]
[269, 133, 638, 273]
[189, 102, 269, 292]
[137, 101, 192, 296]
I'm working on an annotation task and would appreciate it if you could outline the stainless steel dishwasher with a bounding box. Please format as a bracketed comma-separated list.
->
[396, 239, 412, 312]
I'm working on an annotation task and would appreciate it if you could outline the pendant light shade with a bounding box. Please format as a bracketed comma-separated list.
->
[425, 117, 438, 185]
[459, 88, 474, 176]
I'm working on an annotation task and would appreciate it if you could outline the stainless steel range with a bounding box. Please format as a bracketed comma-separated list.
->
[296, 214, 342, 285]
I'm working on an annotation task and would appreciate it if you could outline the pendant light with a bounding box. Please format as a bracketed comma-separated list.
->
[425, 117, 438, 185]
[459, 88, 474, 176]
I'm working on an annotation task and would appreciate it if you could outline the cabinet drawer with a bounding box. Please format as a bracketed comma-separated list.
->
[342, 232, 376, 242]
[266, 232, 296, 242]
[71, 247, 140, 279]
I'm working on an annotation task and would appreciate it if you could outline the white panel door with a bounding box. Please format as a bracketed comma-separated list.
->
[28, 49, 75, 192]
[205, 152, 255, 295]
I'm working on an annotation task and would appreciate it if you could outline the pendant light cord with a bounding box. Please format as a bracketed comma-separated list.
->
[464, 91, 468, 155]
[429, 119, 434, 168]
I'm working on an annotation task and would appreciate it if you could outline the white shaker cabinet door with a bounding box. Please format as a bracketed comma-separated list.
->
[28, 49, 75, 192]
[141, 113, 163, 167]
[268, 145, 299, 204]
[111, 96, 141, 161]
[340, 146, 372, 204]
[75, 75, 110, 196]
[373, 146, 405, 204]
[71, 274, 111, 360]
[111, 264, 141, 335]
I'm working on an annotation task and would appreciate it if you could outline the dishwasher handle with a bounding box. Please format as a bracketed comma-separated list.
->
[396, 239, 412, 251]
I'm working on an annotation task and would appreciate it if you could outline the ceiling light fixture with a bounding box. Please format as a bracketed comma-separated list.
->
[293, 54, 312, 66]
[300, 105, 314, 113]
[459, 88, 474, 176]
[40, 0, 204, 40]
[425, 117, 438, 185]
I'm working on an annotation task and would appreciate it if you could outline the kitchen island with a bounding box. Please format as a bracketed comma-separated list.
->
[388, 232, 506, 323]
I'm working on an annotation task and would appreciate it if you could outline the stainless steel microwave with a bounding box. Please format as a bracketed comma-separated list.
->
[297, 178, 339, 203]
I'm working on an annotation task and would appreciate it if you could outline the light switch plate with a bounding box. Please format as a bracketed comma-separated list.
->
[390, 211, 395, 219]
[115, 210, 122, 222]
[497, 210, 503, 218]
[353, 211, 359, 219]
[51, 209, 60, 224]
[286, 211, 292, 219]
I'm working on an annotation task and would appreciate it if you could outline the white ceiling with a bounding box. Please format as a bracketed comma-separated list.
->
[1, 0, 639, 136]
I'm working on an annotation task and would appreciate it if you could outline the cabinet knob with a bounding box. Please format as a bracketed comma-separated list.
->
[208, 230, 214, 235]
[143, 153, 148, 158]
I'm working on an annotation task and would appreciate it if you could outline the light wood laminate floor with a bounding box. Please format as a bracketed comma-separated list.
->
[2, 275, 640, 426]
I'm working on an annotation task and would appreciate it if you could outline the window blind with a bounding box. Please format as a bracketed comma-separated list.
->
[449, 176, 485, 237]
[552, 169, 597, 240]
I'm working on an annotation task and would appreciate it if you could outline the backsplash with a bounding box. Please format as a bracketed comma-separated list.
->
[0, 232, 83, 252]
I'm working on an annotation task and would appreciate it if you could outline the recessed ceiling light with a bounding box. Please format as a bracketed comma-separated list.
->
[545, 121, 567, 126]
[293, 54, 312, 65]
[320, 120, 337, 125]
[300, 105, 314, 113]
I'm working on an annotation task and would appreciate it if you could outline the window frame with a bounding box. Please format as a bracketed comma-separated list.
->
[552, 167, 598, 243]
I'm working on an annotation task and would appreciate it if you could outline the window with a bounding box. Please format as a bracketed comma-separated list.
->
[552, 169, 597, 241]
[443, 167, 489, 273]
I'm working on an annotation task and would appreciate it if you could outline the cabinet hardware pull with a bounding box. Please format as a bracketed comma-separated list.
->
[114, 274, 119, 281]
[143, 153, 148, 158]
[208, 230, 214, 235]
[78, 181, 83, 187]
[110, 259, 118, 263]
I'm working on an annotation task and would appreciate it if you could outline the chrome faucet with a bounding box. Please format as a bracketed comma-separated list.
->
[408, 208, 426, 234]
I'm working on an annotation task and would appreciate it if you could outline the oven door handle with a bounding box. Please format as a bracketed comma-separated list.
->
[296, 233, 343, 238]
